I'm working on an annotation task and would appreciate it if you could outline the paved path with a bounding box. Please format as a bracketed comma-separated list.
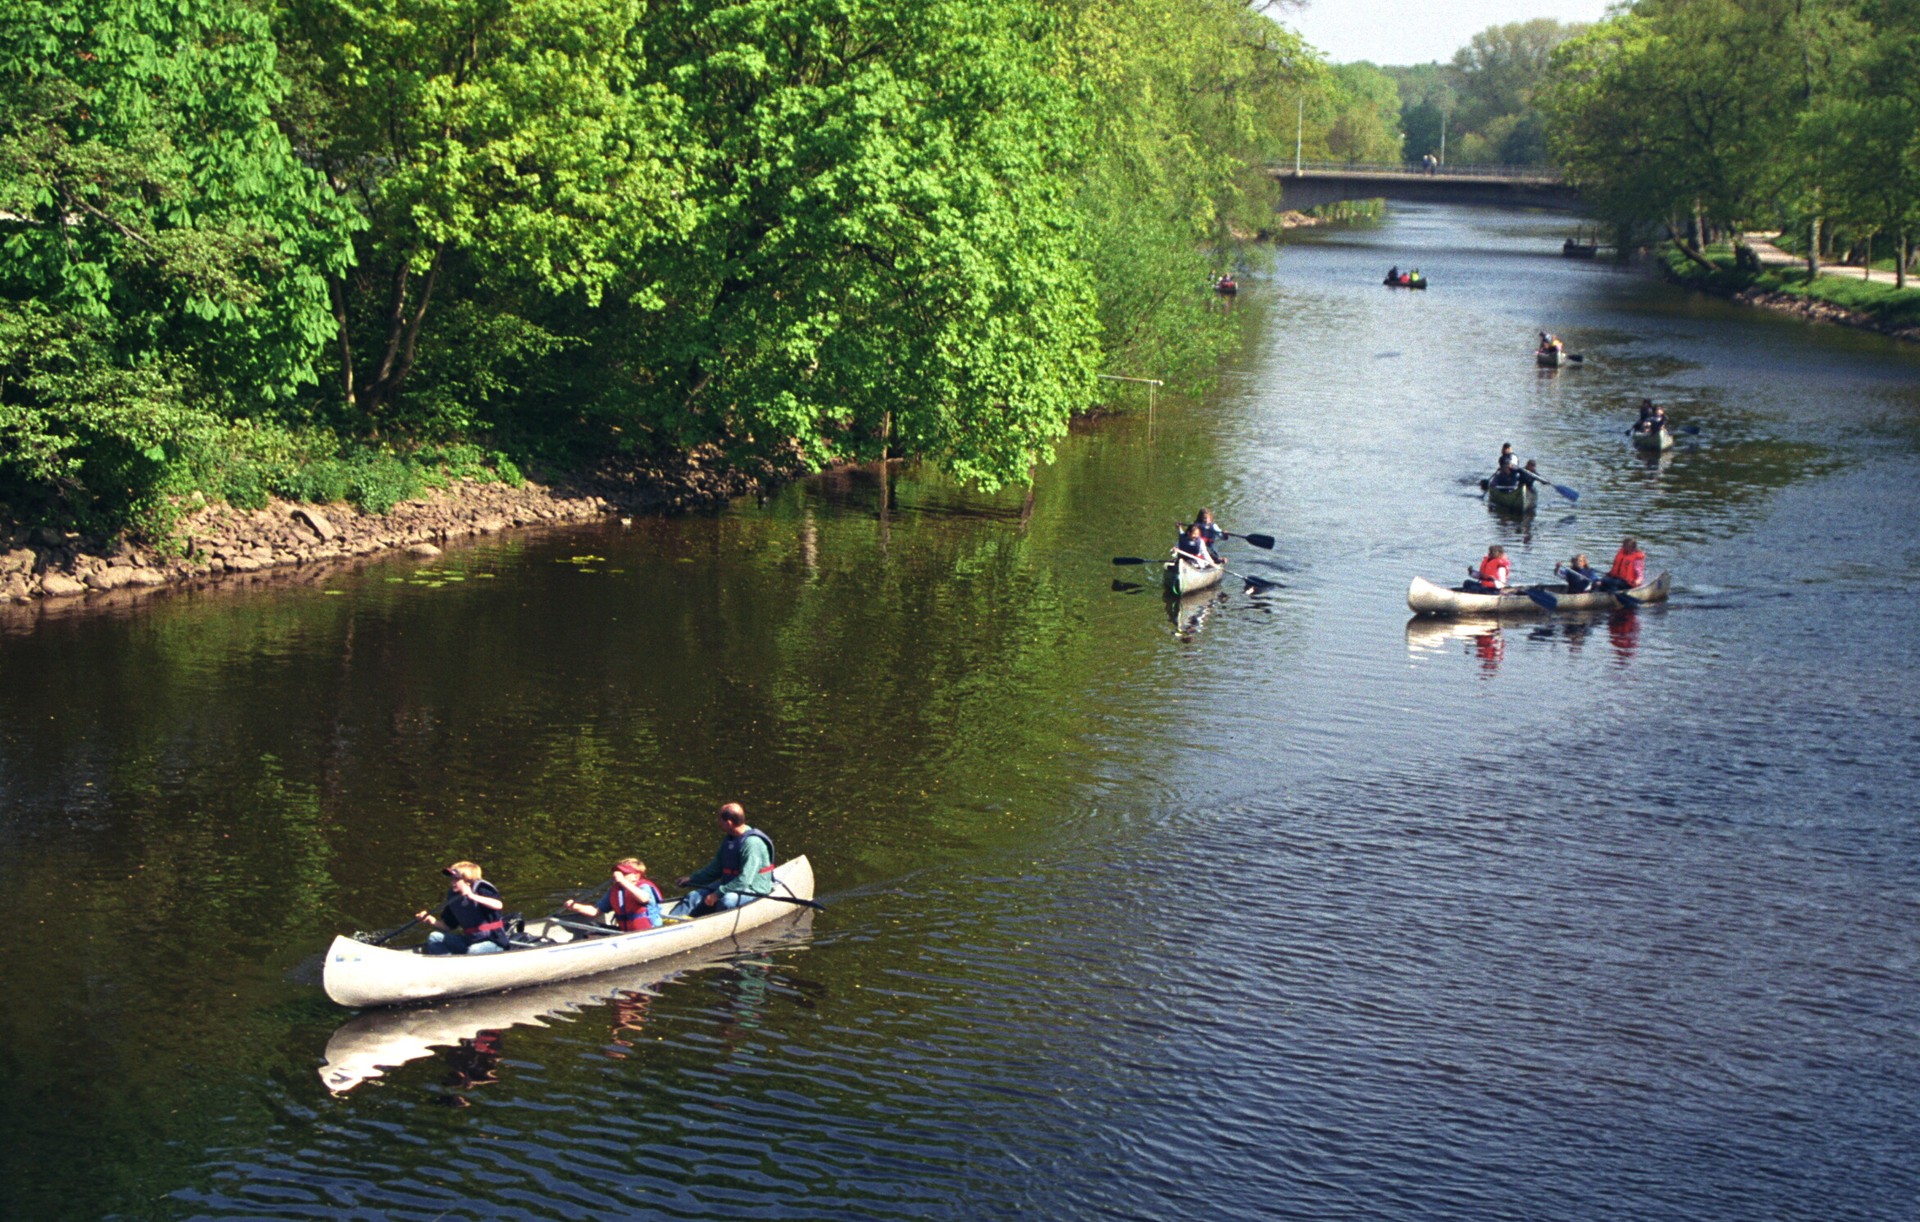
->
[1743, 233, 1913, 289]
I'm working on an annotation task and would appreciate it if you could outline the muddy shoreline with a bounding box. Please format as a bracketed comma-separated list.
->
[0, 444, 796, 617]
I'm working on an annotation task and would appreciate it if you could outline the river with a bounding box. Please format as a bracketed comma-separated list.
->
[2, 204, 1917, 1220]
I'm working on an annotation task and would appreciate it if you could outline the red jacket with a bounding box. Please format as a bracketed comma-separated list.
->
[1608, 548, 1645, 586]
[1478, 554, 1510, 586]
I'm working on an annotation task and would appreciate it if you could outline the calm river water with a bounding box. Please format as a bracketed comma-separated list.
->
[3, 205, 1918, 1220]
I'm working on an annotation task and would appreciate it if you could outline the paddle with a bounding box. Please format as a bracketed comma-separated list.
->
[1612, 588, 1646, 608]
[356, 914, 426, 946]
[1525, 586, 1559, 610]
[1522, 470, 1579, 502]
[1223, 531, 1277, 550]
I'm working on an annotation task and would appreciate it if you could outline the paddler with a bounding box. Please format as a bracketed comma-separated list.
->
[1557, 553, 1600, 593]
[1173, 522, 1216, 570]
[1465, 544, 1510, 593]
[1192, 508, 1227, 563]
[417, 861, 510, 955]
[669, 803, 777, 917]
[1599, 537, 1647, 592]
[565, 858, 665, 931]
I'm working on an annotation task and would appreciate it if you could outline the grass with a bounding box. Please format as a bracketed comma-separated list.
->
[1661, 245, 1920, 331]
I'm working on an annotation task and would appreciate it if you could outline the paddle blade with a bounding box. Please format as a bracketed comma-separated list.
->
[1613, 590, 1644, 607]
[1241, 574, 1283, 592]
[1568, 353, 1585, 362]
[1112, 556, 1153, 566]
[1239, 533, 1277, 550]
[1526, 587, 1560, 610]
[1111, 580, 1144, 593]
[1677, 425, 1701, 435]
[1552, 483, 1579, 502]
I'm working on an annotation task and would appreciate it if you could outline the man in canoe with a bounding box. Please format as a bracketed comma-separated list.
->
[1599, 537, 1647, 591]
[1558, 553, 1600, 593]
[670, 802, 776, 917]
[1173, 522, 1217, 570]
[1487, 452, 1523, 492]
[564, 858, 665, 932]
[417, 861, 510, 955]
[1192, 508, 1226, 562]
[1465, 544, 1510, 593]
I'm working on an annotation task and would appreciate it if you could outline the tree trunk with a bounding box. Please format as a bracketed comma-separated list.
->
[1899, 231, 1909, 291]
[1666, 221, 1717, 271]
[1808, 216, 1820, 280]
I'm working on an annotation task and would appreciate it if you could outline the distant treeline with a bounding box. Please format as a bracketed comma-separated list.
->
[1539, 0, 1920, 278]
[1, 0, 1362, 536]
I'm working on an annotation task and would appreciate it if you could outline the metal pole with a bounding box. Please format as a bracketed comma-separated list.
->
[1439, 111, 1447, 166]
[1295, 97, 1304, 174]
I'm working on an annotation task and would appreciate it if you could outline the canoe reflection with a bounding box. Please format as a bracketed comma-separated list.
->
[321, 909, 813, 1093]
[1405, 608, 1645, 668]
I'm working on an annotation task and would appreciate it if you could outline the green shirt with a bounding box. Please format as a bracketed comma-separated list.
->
[685, 829, 775, 896]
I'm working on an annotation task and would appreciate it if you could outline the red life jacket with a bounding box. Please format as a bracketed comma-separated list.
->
[1608, 549, 1645, 586]
[1478, 554, 1509, 586]
[608, 877, 664, 931]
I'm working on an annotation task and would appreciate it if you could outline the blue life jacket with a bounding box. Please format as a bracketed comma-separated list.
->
[716, 828, 777, 882]
[442, 879, 509, 946]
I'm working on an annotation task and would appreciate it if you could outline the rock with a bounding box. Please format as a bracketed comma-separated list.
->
[291, 506, 337, 542]
[226, 557, 262, 573]
[0, 548, 34, 575]
[407, 542, 442, 558]
[1, 575, 28, 602]
[127, 568, 166, 587]
[85, 568, 133, 591]
[40, 573, 87, 598]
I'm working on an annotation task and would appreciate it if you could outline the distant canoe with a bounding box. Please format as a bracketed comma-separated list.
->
[1562, 239, 1598, 259]
[1163, 559, 1226, 596]
[324, 857, 816, 1008]
[1384, 274, 1428, 289]
[1485, 480, 1537, 511]
[1214, 279, 1238, 296]
[1536, 348, 1567, 367]
[1631, 424, 1674, 451]
[1408, 571, 1671, 618]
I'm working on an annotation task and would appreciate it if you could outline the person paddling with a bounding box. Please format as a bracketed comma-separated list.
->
[1173, 522, 1216, 570]
[1465, 545, 1510, 593]
[417, 861, 509, 955]
[1600, 537, 1647, 592]
[1192, 508, 1227, 563]
[565, 858, 664, 932]
[1557, 553, 1599, 593]
[670, 803, 776, 917]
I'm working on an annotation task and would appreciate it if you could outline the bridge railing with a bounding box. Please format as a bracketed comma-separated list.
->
[1274, 161, 1564, 184]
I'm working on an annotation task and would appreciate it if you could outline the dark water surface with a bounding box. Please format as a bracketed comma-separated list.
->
[4, 205, 1918, 1220]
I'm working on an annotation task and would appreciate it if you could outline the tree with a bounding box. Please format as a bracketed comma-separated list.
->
[0, 0, 350, 527]
[274, 0, 694, 426]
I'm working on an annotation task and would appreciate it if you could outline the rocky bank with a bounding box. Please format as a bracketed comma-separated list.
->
[0, 444, 793, 611]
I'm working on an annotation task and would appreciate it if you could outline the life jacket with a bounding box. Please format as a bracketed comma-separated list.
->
[1478, 554, 1509, 586]
[608, 876, 664, 931]
[443, 879, 508, 944]
[1608, 549, 1645, 586]
[717, 828, 777, 880]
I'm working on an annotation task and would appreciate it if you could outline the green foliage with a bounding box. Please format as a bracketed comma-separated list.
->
[1540, 0, 1918, 262]
[1661, 245, 1920, 329]
[1381, 21, 1580, 166]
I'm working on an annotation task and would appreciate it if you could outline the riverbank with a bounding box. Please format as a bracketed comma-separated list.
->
[1658, 245, 1920, 343]
[0, 445, 794, 611]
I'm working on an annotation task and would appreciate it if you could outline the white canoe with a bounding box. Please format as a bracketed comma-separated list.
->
[1407, 572, 1670, 618]
[1163, 559, 1226, 596]
[320, 911, 814, 1092]
[324, 856, 815, 1008]
[1536, 348, 1565, 367]
[1631, 425, 1674, 451]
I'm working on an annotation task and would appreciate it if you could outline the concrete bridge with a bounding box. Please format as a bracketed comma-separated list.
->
[1273, 162, 1580, 211]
